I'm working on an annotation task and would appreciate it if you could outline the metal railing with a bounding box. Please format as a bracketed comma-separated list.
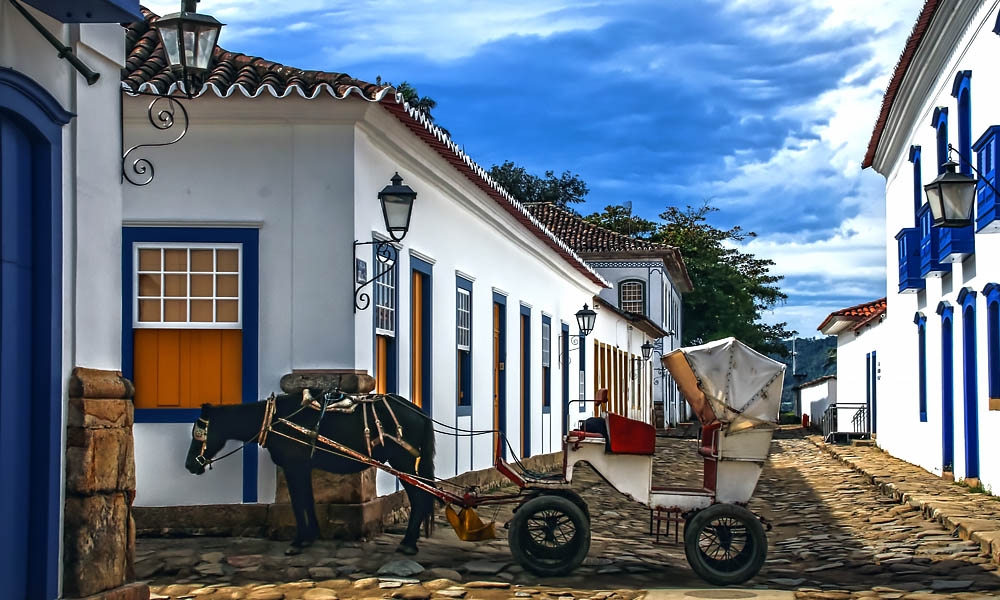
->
[821, 402, 869, 442]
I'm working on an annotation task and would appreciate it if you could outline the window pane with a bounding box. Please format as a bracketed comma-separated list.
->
[138, 299, 161, 322]
[216, 274, 238, 297]
[164, 275, 187, 297]
[138, 274, 161, 297]
[138, 248, 161, 271]
[217, 300, 239, 322]
[164, 249, 187, 272]
[191, 274, 213, 297]
[164, 299, 187, 322]
[217, 249, 239, 272]
[190, 249, 214, 272]
[191, 299, 213, 322]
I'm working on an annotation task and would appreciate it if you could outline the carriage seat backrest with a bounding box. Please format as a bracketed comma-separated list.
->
[606, 412, 655, 455]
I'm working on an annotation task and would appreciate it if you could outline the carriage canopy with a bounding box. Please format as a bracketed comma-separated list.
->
[663, 337, 785, 433]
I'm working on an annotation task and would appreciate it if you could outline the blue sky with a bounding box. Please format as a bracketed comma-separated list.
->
[146, 0, 919, 338]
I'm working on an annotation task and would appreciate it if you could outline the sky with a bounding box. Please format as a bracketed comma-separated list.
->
[146, 0, 921, 338]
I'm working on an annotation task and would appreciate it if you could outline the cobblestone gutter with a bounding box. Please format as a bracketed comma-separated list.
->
[811, 435, 1000, 568]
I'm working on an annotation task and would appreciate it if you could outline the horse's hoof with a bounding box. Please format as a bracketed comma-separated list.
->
[395, 543, 418, 556]
[285, 545, 302, 556]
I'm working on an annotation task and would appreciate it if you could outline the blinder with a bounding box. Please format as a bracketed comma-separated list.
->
[192, 417, 211, 469]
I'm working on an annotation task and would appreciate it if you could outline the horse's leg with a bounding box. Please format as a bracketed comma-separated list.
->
[397, 480, 433, 555]
[284, 465, 320, 555]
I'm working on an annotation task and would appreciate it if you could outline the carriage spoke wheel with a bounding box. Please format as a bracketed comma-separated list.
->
[509, 495, 590, 577]
[684, 504, 767, 586]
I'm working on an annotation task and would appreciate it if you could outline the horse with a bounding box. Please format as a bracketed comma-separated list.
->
[184, 390, 436, 555]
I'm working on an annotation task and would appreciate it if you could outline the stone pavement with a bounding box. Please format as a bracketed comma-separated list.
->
[137, 432, 1000, 600]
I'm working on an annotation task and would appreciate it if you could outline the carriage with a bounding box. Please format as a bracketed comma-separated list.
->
[186, 337, 784, 586]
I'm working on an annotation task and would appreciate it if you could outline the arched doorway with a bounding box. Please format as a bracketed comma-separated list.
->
[959, 288, 979, 479]
[0, 69, 71, 600]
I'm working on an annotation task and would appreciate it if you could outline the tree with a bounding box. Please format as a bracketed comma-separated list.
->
[587, 202, 794, 356]
[488, 161, 589, 207]
[378, 78, 449, 136]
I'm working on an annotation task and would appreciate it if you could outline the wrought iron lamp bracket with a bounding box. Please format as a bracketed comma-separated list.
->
[558, 332, 584, 368]
[353, 238, 397, 312]
[121, 93, 190, 186]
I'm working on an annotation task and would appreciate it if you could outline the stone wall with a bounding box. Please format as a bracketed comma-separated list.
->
[64, 368, 147, 600]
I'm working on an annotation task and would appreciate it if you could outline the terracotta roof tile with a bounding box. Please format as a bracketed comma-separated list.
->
[862, 0, 941, 169]
[122, 7, 389, 100]
[818, 298, 887, 334]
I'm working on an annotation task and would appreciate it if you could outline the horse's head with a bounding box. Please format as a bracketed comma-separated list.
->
[185, 404, 225, 475]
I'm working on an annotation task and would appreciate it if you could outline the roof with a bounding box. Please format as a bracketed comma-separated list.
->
[122, 8, 608, 289]
[525, 203, 693, 292]
[818, 298, 887, 335]
[862, 0, 942, 169]
[793, 374, 836, 391]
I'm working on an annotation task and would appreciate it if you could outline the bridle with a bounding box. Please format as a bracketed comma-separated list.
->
[191, 417, 213, 468]
[191, 395, 278, 470]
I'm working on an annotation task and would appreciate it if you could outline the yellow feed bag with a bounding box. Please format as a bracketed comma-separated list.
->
[445, 504, 496, 541]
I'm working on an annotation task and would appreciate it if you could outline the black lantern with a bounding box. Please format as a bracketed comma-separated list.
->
[924, 159, 977, 228]
[641, 341, 654, 361]
[154, 0, 224, 93]
[576, 304, 597, 337]
[378, 173, 417, 242]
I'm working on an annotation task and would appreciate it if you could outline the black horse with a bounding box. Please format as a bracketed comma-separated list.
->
[184, 390, 436, 555]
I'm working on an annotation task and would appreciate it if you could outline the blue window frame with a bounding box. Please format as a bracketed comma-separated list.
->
[561, 322, 570, 433]
[937, 301, 955, 471]
[411, 256, 432, 415]
[952, 71, 973, 176]
[974, 126, 1000, 233]
[959, 287, 980, 478]
[933, 107, 949, 174]
[910, 145, 922, 216]
[373, 242, 398, 394]
[456, 276, 473, 415]
[918, 203, 947, 277]
[896, 227, 924, 293]
[520, 304, 531, 458]
[985, 283, 1000, 407]
[915, 313, 928, 422]
[541, 315, 552, 413]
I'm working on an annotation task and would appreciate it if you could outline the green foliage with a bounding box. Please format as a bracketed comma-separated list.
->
[378, 79, 449, 136]
[488, 161, 590, 207]
[586, 202, 794, 357]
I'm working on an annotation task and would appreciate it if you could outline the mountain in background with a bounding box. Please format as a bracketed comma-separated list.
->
[769, 336, 837, 411]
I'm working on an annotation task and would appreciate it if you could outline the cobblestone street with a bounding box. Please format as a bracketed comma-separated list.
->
[138, 432, 1000, 600]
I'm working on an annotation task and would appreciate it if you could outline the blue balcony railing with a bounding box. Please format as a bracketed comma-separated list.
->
[918, 204, 948, 278]
[940, 225, 974, 262]
[975, 126, 1000, 233]
[897, 227, 924, 293]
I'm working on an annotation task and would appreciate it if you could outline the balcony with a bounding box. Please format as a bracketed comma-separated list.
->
[940, 225, 975, 262]
[897, 227, 924, 294]
[975, 126, 1000, 233]
[918, 204, 948, 278]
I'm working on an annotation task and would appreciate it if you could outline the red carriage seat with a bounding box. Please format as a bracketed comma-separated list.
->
[606, 412, 656, 455]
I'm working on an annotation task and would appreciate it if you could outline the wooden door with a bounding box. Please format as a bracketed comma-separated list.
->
[411, 271, 423, 408]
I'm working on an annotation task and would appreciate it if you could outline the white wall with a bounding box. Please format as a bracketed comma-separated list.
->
[124, 95, 605, 503]
[872, 0, 1000, 485]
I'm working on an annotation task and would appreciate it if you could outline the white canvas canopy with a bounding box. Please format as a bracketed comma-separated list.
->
[665, 337, 785, 433]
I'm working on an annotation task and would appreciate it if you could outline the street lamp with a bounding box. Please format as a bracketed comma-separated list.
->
[923, 143, 1000, 228]
[575, 304, 596, 337]
[354, 173, 418, 311]
[641, 341, 654, 361]
[154, 0, 224, 96]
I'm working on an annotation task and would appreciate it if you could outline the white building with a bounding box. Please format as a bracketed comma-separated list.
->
[526, 203, 693, 428]
[1, 0, 143, 597]
[118, 9, 685, 509]
[863, 0, 1000, 486]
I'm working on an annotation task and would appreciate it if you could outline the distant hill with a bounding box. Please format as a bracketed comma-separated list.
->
[769, 336, 837, 411]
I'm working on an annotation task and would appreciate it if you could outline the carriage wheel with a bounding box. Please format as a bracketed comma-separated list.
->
[509, 494, 590, 577]
[683, 503, 767, 586]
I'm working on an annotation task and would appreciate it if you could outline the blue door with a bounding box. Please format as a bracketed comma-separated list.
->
[0, 70, 69, 600]
[963, 302, 980, 478]
[942, 310, 955, 471]
[0, 112, 34, 600]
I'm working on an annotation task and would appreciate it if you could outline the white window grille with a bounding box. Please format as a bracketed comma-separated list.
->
[620, 280, 644, 314]
[375, 257, 396, 336]
[134, 243, 241, 328]
[541, 320, 551, 367]
[457, 288, 471, 350]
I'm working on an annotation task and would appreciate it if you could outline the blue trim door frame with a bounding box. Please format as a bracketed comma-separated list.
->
[561, 322, 570, 436]
[959, 288, 980, 478]
[493, 292, 507, 458]
[122, 227, 260, 502]
[938, 302, 955, 471]
[1, 69, 71, 600]
[520, 304, 531, 458]
[411, 256, 433, 416]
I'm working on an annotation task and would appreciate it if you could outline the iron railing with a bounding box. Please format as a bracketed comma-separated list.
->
[821, 402, 869, 442]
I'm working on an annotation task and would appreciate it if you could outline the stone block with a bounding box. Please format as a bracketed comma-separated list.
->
[276, 468, 377, 504]
[63, 494, 130, 598]
[266, 499, 385, 540]
[69, 367, 134, 400]
[969, 529, 1000, 558]
[70, 582, 150, 600]
[951, 517, 1000, 542]
[68, 397, 134, 429]
[133, 504, 269, 537]
[66, 426, 136, 494]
